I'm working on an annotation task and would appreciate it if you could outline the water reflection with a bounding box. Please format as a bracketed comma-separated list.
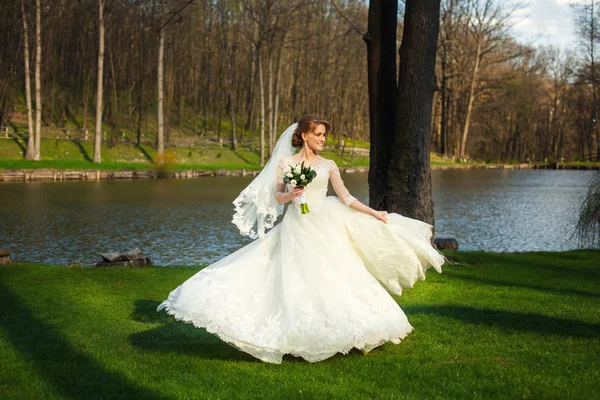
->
[0, 169, 595, 266]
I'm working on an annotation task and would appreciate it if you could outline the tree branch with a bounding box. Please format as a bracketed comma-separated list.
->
[157, 0, 197, 33]
[330, 0, 367, 40]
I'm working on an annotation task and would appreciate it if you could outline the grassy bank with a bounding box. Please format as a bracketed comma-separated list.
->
[0, 138, 371, 171]
[1, 251, 598, 399]
[7, 137, 598, 172]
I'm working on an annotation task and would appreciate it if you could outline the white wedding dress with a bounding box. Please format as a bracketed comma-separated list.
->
[157, 156, 444, 363]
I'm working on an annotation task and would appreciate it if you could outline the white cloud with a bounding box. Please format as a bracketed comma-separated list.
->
[510, 0, 577, 50]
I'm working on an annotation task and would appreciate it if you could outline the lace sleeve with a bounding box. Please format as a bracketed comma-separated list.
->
[329, 160, 356, 206]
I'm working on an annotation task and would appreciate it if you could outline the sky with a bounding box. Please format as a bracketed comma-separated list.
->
[510, 0, 580, 50]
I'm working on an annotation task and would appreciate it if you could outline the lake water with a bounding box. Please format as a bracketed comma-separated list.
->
[0, 169, 595, 266]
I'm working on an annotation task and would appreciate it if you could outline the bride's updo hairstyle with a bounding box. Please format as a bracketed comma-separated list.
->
[292, 115, 331, 148]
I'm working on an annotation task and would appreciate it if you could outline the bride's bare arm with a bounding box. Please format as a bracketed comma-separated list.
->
[329, 160, 388, 223]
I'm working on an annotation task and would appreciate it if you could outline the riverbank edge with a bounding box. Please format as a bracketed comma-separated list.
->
[0, 162, 598, 182]
[1, 249, 597, 268]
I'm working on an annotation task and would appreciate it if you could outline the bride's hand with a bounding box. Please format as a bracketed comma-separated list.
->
[292, 186, 305, 197]
[371, 210, 388, 224]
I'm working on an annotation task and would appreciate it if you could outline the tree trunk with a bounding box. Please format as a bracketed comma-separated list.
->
[267, 42, 274, 157]
[157, 4, 165, 162]
[440, 53, 448, 155]
[245, 37, 258, 140]
[388, 0, 440, 225]
[109, 44, 119, 122]
[137, 34, 146, 144]
[83, 83, 89, 130]
[179, 71, 184, 127]
[273, 42, 285, 143]
[21, 0, 35, 160]
[34, 0, 42, 160]
[460, 38, 481, 159]
[365, 0, 398, 211]
[230, 40, 237, 151]
[94, 0, 105, 163]
[259, 47, 265, 166]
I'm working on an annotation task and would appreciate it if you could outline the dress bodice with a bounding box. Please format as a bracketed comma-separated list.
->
[286, 158, 330, 206]
[277, 156, 356, 211]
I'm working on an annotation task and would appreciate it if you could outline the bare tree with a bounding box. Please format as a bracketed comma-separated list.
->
[34, 0, 42, 160]
[21, 0, 35, 160]
[544, 47, 575, 160]
[94, 0, 106, 163]
[458, 0, 521, 159]
[573, 0, 600, 160]
[157, 0, 166, 162]
[258, 42, 266, 165]
[4, 0, 595, 165]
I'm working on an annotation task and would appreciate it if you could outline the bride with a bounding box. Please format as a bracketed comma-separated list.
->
[157, 115, 445, 364]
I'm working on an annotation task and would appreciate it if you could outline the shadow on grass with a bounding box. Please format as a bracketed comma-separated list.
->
[406, 305, 600, 338]
[64, 106, 81, 129]
[232, 150, 254, 165]
[129, 300, 258, 362]
[452, 251, 600, 281]
[130, 300, 362, 364]
[136, 144, 154, 163]
[8, 133, 26, 155]
[0, 281, 169, 399]
[72, 139, 91, 162]
[447, 273, 600, 299]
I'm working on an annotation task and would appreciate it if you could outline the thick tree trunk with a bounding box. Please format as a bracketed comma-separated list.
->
[94, 0, 105, 163]
[365, 0, 398, 211]
[21, 0, 35, 160]
[388, 0, 440, 225]
[157, 10, 165, 162]
[34, 0, 42, 160]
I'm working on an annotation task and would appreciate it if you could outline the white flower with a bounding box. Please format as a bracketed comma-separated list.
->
[286, 172, 293, 178]
[290, 179, 297, 187]
[294, 165, 301, 174]
[300, 174, 305, 180]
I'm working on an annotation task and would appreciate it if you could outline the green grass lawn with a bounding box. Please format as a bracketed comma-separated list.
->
[1, 251, 598, 399]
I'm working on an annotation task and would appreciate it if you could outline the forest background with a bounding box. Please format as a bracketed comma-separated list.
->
[2, 0, 600, 166]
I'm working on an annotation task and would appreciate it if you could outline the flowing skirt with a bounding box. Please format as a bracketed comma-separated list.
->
[157, 197, 444, 363]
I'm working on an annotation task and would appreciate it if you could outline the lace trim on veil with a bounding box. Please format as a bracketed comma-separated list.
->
[232, 186, 283, 239]
[231, 123, 297, 239]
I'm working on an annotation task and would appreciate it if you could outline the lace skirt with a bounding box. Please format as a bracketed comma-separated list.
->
[157, 196, 444, 363]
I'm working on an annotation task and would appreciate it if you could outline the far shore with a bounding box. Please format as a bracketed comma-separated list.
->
[1, 161, 598, 182]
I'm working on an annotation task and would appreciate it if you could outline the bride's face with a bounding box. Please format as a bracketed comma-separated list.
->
[302, 124, 327, 152]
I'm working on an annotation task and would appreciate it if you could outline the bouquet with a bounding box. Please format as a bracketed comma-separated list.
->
[282, 161, 317, 214]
